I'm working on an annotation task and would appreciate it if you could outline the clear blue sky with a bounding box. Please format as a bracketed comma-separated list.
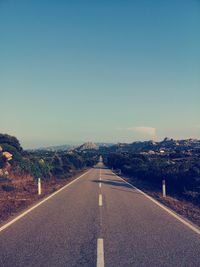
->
[0, 0, 199, 148]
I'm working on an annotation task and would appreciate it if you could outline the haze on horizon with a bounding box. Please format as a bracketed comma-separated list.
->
[0, 0, 199, 149]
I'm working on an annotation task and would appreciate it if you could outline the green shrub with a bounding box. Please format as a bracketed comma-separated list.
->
[0, 134, 22, 152]
[18, 159, 32, 174]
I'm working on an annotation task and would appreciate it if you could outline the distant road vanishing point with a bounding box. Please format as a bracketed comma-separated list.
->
[0, 160, 200, 267]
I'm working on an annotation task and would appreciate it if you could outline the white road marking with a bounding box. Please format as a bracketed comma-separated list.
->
[99, 183, 102, 188]
[99, 194, 103, 206]
[114, 172, 200, 235]
[97, 238, 104, 267]
[0, 170, 92, 233]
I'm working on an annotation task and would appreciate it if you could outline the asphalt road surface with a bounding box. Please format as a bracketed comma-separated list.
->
[0, 162, 200, 267]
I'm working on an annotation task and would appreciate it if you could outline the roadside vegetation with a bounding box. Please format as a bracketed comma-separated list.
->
[104, 152, 200, 205]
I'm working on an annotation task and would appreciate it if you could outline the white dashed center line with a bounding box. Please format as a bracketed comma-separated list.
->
[97, 168, 104, 266]
[99, 194, 103, 206]
[97, 238, 104, 267]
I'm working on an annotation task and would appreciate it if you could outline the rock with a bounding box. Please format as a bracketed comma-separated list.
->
[2, 152, 13, 161]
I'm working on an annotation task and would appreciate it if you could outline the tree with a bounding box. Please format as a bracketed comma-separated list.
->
[0, 134, 22, 152]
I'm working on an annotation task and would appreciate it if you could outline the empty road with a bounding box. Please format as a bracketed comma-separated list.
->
[0, 161, 200, 267]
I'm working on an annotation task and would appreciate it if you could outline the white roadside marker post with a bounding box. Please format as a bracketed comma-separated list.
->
[38, 178, 42, 195]
[162, 179, 166, 197]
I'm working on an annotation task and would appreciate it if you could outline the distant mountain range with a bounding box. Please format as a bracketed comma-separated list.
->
[33, 144, 75, 152]
[29, 138, 200, 154]
[33, 142, 114, 152]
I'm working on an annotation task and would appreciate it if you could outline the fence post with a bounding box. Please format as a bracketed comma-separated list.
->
[38, 178, 41, 195]
[162, 179, 166, 197]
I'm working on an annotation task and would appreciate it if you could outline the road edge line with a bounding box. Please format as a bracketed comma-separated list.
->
[115, 173, 200, 235]
[0, 169, 91, 233]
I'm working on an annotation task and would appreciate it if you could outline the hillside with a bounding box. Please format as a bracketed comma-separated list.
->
[75, 142, 98, 151]
[101, 138, 200, 155]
